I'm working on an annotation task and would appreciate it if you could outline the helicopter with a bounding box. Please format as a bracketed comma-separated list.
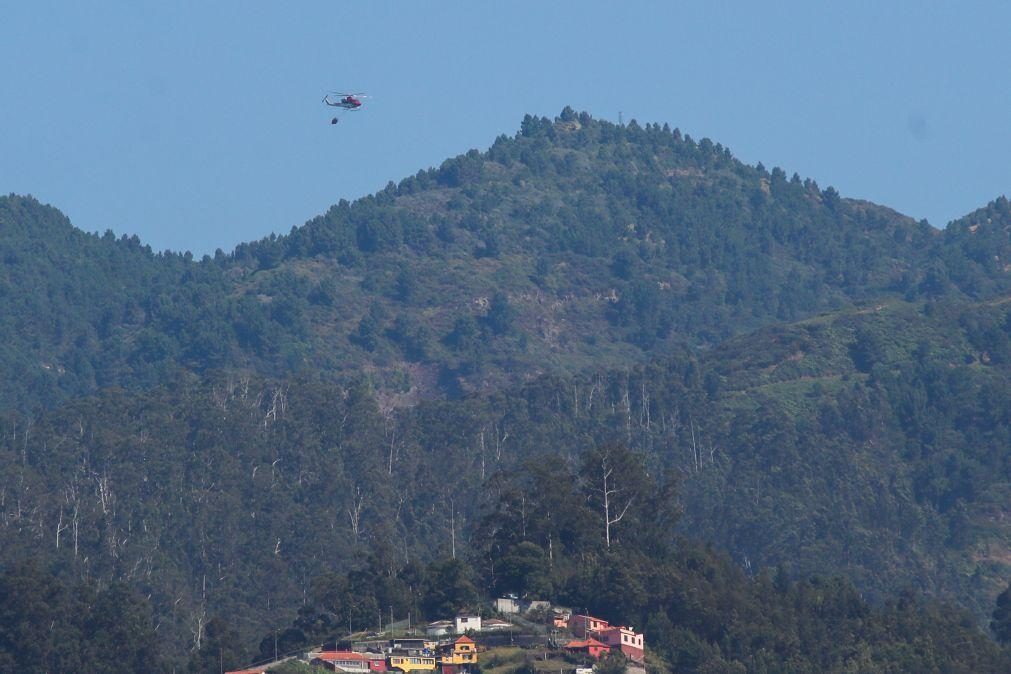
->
[323, 92, 368, 124]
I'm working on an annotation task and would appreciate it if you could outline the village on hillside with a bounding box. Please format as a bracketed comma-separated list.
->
[227, 599, 646, 674]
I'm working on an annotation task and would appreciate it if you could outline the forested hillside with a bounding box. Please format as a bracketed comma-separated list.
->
[268, 452, 1009, 673]
[1, 295, 1008, 669]
[1, 109, 1010, 671]
[0, 195, 236, 410]
[3, 110, 1008, 411]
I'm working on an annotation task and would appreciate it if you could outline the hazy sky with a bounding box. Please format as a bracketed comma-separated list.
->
[3, 2, 1010, 255]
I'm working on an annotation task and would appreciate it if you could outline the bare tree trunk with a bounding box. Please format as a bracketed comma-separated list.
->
[385, 411, 398, 475]
[479, 430, 486, 480]
[641, 381, 651, 431]
[623, 377, 632, 444]
[348, 485, 365, 539]
[450, 498, 456, 559]
[96, 473, 113, 515]
[55, 509, 67, 549]
[598, 450, 633, 549]
[521, 493, 527, 539]
[192, 606, 206, 652]
[72, 504, 79, 557]
[494, 424, 509, 462]
[690, 419, 699, 473]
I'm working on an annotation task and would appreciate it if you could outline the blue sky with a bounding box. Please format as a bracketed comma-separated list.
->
[2, 1, 1010, 255]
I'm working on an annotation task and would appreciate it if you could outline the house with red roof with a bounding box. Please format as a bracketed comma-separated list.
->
[564, 638, 610, 659]
[567, 614, 610, 638]
[567, 613, 645, 662]
[438, 635, 478, 674]
[312, 651, 389, 673]
[598, 626, 644, 662]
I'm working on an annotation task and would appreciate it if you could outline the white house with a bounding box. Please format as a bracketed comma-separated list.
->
[454, 615, 481, 633]
[482, 618, 513, 631]
[426, 620, 454, 637]
[494, 597, 551, 615]
[494, 597, 521, 614]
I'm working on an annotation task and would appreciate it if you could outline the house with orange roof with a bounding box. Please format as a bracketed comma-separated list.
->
[438, 635, 478, 674]
[563, 638, 609, 659]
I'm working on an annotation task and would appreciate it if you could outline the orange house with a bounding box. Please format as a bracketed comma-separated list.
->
[438, 635, 477, 666]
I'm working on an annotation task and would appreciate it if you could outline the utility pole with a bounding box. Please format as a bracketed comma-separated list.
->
[450, 497, 456, 559]
[618, 111, 623, 126]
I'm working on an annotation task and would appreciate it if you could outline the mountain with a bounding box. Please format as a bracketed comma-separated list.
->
[4, 110, 1007, 412]
[0, 194, 228, 409]
[1, 110, 1010, 669]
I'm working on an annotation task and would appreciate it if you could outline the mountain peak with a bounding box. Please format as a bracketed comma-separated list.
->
[1, 112, 1006, 410]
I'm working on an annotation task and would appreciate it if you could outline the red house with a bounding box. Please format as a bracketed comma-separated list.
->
[564, 638, 609, 660]
[366, 653, 388, 672]
[598, 626, 644, 662]
[567, 614, 610, 638]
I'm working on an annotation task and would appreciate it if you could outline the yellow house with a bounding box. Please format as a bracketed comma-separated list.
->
[438, 636, 478, 666]
[388, 656, 437, 673]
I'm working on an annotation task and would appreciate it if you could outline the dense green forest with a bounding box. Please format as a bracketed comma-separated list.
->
[1, 109, 1009, 670]
[1, 296, 1008, 669]
[2, 110, 1008, 411]
[0, 562, 167, 673]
